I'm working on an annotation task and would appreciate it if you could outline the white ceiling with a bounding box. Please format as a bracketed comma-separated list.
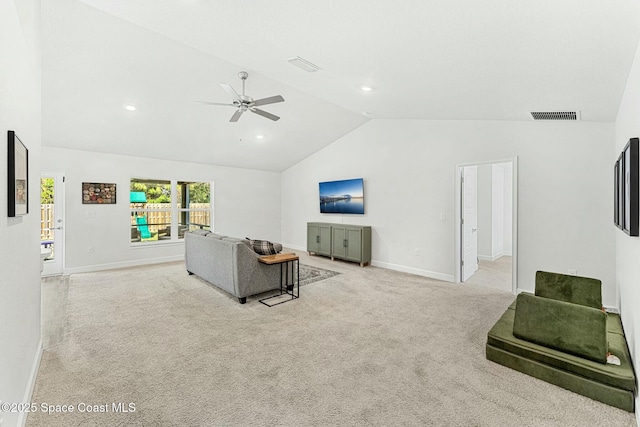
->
[42, 0, 640, 172]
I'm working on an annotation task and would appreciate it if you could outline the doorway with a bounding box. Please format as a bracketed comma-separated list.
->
[454, 159, 517, 293]
[41, 171, 65, 276]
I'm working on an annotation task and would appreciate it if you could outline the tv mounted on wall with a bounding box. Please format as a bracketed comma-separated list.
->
[319, 178, 364, 214]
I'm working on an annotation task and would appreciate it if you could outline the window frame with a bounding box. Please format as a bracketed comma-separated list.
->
[130, 178, 213, 246]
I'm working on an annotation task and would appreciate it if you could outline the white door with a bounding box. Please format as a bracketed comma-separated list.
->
[41, 172, 64, 276]
[462, 166, 478, 281]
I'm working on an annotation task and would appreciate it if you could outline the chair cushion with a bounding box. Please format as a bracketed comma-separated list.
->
[513, 293, 607, 363]
[487, 300, 635, 392]
[535, 271, 602, 309]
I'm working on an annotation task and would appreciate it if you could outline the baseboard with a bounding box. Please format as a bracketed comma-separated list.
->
[64, 255, 184, 275]
[370, 261, 454, 282]
[604, 306, 620, 314]
[17, 339, 43, 427]
[282, 243, 306, 252]
[478, 252, 512, 262]
[285, 243, 454, 282]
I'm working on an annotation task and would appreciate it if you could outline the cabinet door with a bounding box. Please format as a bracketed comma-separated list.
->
[307, 223, 319, 252]
[332, 226, 346, 258]
[318, 224, 332, 256]
[345, 227, 362, 262]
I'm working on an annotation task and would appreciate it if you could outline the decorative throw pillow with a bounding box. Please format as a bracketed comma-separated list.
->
[245, 238, 279, 255]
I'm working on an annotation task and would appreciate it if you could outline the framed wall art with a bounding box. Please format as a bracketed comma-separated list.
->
[8, 130, 28, 217]
[82, 182, 116, 204]
[622, 138, 639, 236]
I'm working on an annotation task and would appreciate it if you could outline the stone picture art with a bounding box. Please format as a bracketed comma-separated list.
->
[82, 182, 116, 204]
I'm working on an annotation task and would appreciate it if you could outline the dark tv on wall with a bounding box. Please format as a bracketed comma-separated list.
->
[615, 138, 639, 236]
[319, 178, 364, 214]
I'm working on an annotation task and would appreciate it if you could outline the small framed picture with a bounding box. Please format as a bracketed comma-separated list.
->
[8, 130, 28, 217]
[82, 182, 117, 204]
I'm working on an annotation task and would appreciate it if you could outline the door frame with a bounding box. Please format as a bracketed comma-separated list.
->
[454, 158, 518, 294]
[41, 171, 65, 276]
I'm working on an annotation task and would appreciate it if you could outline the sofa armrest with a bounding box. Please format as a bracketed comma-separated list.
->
[513, 293, 607, 363]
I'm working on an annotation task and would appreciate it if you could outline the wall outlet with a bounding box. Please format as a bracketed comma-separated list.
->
[87, 246, 94, 253]
[440, 212, 446, 221]
[568, 269, 577, 276]
[85, 211, 95, 218]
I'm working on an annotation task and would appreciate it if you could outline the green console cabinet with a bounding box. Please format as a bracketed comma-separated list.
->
[307, 222, 371, 267]
[307, 222, 332, 256]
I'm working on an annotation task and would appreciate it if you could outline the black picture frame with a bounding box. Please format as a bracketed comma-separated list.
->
[7, 130, 28, 217]
[622, 138, 639, 236]
[615, 158, 621, 228]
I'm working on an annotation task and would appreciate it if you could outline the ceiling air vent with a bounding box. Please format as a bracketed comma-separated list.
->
[530, 111, 580, 121]
[287, 56, 321, 73]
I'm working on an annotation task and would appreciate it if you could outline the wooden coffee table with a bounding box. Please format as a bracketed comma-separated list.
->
[258, 253, 299, 307]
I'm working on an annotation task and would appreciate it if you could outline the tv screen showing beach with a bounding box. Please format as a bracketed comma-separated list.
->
[319, 178, 364, 214]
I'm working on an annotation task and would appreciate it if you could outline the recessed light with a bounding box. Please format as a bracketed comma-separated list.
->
[255, 134, 265, 140]
[124, 105, 136, 111]
[360, 86, 373, 92]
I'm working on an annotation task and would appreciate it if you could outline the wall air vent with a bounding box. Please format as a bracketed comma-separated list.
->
[287, 56, 321, 73]
[530, 111, 580, 121]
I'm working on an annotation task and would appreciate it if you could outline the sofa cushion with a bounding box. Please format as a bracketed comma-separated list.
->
[191, 229, 210, 236]
[222, 237, 251, 248]
[535, 271, 602, 309]
[488, 302, 636, 393]
[205, 233, 225, 239]
[513, 293, 607, 363]
[247, 238, 279, 255]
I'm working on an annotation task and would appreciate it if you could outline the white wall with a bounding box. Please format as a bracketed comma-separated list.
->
[614, 28, 640, 422]
[491, 164, 505, 258]
[502, 163, 513, 254]
[41, 147, 281, 273]
[476, 163, 512, 262]
[477, 165, 493, 259]
[281, 119, 616, 305]
[0, 1, 43, 426]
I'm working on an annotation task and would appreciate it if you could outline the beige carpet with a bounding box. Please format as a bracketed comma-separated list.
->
[464, 256, 512, 293]
[29, 253, 636, 426]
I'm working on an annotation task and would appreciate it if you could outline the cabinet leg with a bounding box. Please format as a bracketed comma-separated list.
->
[360, 262, 364, 267]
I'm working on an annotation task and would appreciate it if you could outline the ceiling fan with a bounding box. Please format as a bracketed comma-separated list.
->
[199, 71, 284, 122]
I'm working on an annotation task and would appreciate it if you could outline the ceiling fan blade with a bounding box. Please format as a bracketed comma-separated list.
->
[252, 95, 284, 107]
[229, 109, 244, 122]
[251, 108, 280, 121]
[220, 83, 240, 100]
[195, 101, 235, 106]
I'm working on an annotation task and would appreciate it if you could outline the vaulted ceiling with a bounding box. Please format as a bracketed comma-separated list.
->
[42, 0, 640, 171]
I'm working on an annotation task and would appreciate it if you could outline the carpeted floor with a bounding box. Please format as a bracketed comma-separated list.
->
[464, 256, 512, 293]
[298, 263, 341, 287]
[30, 253, 636, 426]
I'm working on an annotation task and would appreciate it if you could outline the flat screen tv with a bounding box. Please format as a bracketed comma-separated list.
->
[319, 178, 364, 214]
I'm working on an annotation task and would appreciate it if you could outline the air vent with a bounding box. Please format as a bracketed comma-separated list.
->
[530, 111, 580, 121]
[287, 56, 321, 73]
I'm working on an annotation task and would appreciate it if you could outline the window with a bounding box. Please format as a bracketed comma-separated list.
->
[177, 181, 211, 234]
[130, 179, 212, 244]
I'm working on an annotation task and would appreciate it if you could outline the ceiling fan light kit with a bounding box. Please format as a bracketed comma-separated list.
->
[199, 71, 284, 122]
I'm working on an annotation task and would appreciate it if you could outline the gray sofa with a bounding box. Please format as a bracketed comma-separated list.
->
[184, 230, 283, 303]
